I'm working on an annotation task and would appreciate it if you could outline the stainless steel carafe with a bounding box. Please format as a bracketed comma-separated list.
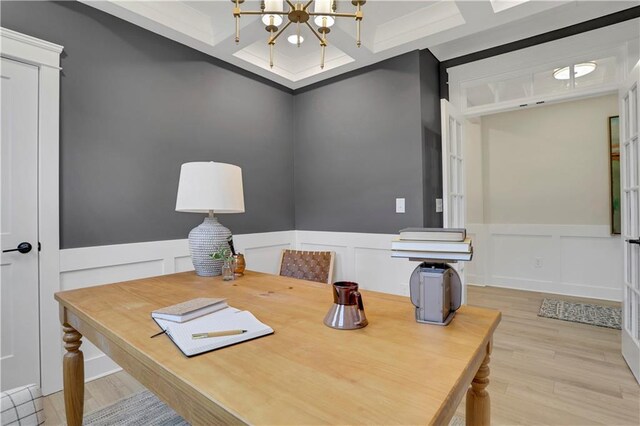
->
[323, 281, 368, 330]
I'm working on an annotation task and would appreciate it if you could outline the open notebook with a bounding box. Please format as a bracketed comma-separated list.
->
[153, 307, 273, 357]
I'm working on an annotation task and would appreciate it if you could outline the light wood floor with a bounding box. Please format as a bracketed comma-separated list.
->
[43, 286, 639, 425]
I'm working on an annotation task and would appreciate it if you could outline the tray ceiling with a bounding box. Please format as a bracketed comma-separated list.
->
[80, 1, 635, 89]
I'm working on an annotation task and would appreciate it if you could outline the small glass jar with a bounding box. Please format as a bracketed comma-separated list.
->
[233, 253, 246, 276]
[222, 258, 235, 281]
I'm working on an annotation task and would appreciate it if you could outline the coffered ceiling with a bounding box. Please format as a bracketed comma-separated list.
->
[80, 1, 637, 89]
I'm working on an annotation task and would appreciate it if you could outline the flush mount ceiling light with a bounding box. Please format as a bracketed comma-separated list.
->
[553, 62, 597, 80]
[231, 0, 365, 69]
[287, 34, 304, 45]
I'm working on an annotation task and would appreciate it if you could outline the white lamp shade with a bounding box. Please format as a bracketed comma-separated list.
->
[314, 0, 335, 27]
[262, 0, 284, 26]
[314, 0, 331, 14]
[176, 162, 245, 214]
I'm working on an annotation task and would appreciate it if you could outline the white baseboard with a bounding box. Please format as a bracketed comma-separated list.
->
[84, 354, 121, 383]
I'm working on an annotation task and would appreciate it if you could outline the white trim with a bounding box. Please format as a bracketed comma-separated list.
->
[1, 27, 63, 396]
[446, 21, 638, 118]
[0, 28, 63, 69]
[462, 85, 620, 118]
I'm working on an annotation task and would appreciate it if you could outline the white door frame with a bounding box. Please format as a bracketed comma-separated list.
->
[1, 27, 63, 395]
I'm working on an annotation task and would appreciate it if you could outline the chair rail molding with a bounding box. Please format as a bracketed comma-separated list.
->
[1, 27, 64, 396]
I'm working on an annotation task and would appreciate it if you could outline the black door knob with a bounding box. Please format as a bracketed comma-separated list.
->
[627, 238, 640, 245]
[2, 242, 33, 254]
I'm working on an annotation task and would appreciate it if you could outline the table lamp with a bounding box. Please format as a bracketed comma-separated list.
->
[176, 162, 245, 276]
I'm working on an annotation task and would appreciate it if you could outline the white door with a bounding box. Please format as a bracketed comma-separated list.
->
[441, 99, 466, 301]
[1, 58, 40, 390]
[620, 60, 640, 384]
[441, 99, 465, 229]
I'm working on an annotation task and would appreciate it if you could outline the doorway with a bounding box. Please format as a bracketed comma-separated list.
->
[0, 27, 62, 395]
[464, 94, 622, 300]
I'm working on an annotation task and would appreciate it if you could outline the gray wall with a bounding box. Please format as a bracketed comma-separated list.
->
[420, 50, 444, 228]
[293, 52, 426, 234]
[2, 1, 443, 246]
[1, 0, 295, 248]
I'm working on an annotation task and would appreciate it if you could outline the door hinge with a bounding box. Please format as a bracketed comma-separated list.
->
[38, 242, 41, 252]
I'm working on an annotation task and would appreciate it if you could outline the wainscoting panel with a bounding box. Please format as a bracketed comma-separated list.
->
[490, 234, 554, 282]
[353, 247, 413, 296]
[298, 242, 349, 281]
[295, 231, 416, 296]
[466, 224, 622, 301]
[61, 260, 166, 291]
[174, 256, 194, 273]
[243, 244, 290, 275]
[560, 235, 623, 289]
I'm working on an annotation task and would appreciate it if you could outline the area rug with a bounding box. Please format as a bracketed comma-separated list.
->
[84, 390, 187, 426]
[84, 389, 465, 425]
[538, 298, 622, 329]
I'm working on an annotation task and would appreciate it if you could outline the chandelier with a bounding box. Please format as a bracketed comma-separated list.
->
[231, 0, 366, 69]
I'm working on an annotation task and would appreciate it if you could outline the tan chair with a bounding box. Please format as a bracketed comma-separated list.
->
[278, 249, 335, 284]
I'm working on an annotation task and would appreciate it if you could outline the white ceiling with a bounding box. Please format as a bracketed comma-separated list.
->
[80, 1, 638, 89]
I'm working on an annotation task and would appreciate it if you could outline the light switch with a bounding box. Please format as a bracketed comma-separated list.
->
[396, 198, 405, 213]
[435, 198, 443, 213]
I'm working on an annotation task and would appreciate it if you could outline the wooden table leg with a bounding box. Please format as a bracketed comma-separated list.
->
[63, 323, 84, 426]
[466, 344, 491, 426]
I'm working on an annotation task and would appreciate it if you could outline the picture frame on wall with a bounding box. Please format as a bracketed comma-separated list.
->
[609, 115, 621, 235]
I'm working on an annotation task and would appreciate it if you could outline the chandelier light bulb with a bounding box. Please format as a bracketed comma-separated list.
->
[287, 35, 304, 45]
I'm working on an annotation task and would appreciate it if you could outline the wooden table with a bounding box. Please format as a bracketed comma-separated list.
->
[55, 271, 500, 425]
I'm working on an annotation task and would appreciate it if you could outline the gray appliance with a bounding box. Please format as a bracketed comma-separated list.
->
[409, 263, 462, 325]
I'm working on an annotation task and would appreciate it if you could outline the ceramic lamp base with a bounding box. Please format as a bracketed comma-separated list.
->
[188, 216, 231, 277]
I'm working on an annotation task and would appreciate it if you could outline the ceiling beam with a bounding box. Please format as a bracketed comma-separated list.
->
[324, 25, 372, 62]
[454, 0, 495, 25]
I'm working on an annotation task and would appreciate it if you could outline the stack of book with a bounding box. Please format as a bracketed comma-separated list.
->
[391, 228, 473, 261]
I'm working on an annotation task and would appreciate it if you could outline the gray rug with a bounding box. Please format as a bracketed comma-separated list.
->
[84, 389, 465, 425]
[84, 390, 187, 426]
[538, 298, 622, 329]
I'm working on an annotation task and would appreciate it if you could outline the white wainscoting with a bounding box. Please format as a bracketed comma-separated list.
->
[44, 226, 623, 394]
[465, 224, 623, 301]
[295, 231, 417, 296]
[43, 231, 295, 394]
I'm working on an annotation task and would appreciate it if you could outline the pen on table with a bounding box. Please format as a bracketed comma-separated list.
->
[192, 329, 247, 339]
[150, 329, 167, 338]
